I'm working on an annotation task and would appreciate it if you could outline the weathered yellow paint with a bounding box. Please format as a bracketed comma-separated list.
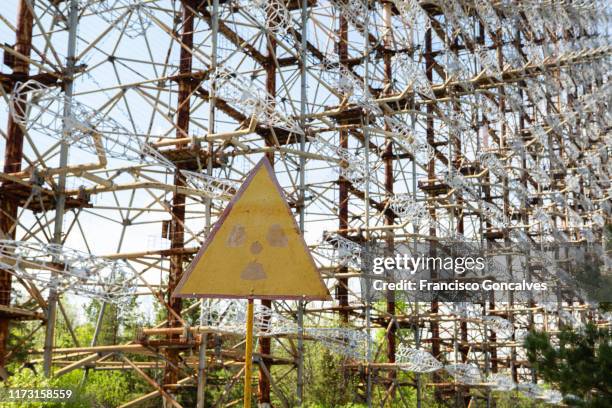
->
[173, 158, 330, 300]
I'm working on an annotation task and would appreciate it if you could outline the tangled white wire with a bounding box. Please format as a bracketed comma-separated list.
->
[393, 54, 435, 99]
[201, 300, 296, 335]
[517, 382, 544, 399]
[396, 344, 443, 373]
[305, 327, 369, 361]
[482, 316, 514, 338]
[86, 0, 152, 38]
[201, 300, 369, 359]
[10, 80, 144, 161]
[488, 374, 516, 392]
[309, 135, 371, 188]
[239, 0, 293, 35]
[394, 343, 565, 402]
[388, 194, 428, 225]
[180, 171, 239, 200]
[212, 68, 303, 135]
[0, 240, 137, 303]
[445, 363, 483, 385]
[324, 233, 363, 267]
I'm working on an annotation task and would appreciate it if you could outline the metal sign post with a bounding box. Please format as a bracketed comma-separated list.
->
[244, 298, 254, 408]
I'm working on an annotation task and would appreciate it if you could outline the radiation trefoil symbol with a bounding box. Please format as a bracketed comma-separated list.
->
[172, 158, 330, 301]
[227, 223, 288, 281]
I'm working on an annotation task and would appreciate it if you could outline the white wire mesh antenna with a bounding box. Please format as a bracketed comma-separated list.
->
[444, 363, 483, 385]
[238, 0, 293, 35]
[481, 316, 514, 338]
[440, 2, 475, 45]
[86, 0, 153, 38]
[202, 301, 369, 359]
[180, 171, 239, 200]
[392, 54, 435, 99]
[327, 0, 369, 36]
[309, 135, 371, 189]
[316, 59, 382, 115]
[559, 310, 584, 329]
[139, 142, 178, 170]
[451, 302, 482, 319]
[391, 0, 430, 31]
[201, 299, 297, 335]
[487, 374, 516, 392]
[304, 327, 369, 361]
[479, 152, 506, 178]
[388, 193, 428, 225]
[542, 389, 564, 404]
[385, 117, 436, 165]
[323, 233, 362, 267]
[0, 240, 137, 303]
[10, 80, 145, 161]
[475, 44, 503, 81]
[395, 344, 443, 373]
[201, 300, 247, 334]
[211, 68, 303, 135]
[517, 383, 544, 399]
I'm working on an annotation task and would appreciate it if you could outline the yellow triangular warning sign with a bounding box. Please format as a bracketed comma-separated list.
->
[173, 158, 331, 300]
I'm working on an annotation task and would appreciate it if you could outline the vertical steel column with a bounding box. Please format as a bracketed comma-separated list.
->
[381, 1, 396, 395]
[455, 106, 469, 368]
[488, 26, 507, 375]
[164, 0, 194, 390]
[0, 0, 34, 370]
[424, 26, 441, 400]
[43, 0, 79, 377]
[337, 14, 350, 324]
[406, 24, 422, 408]
[196, 0, 219, 405]
[507, 25, 521, 382]
[258, 8, 277, 404]
[296, 0, 309, 403]
[361, 8, 372, 406]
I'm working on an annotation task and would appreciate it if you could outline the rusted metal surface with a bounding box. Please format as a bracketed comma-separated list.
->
[0, 0, 33, 369]
[337, 14, 350, 324]
[164, 0, 196, 389]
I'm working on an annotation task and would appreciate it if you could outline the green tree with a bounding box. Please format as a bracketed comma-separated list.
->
[303, 343, 362, 407]
[524, 323, 612, 407]
[2, 297, 151, 408]
[84, 296, 143, 345]
[3, 366, 150, 408]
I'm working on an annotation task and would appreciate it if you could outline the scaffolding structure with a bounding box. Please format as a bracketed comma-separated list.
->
[0, 0, 610, 406]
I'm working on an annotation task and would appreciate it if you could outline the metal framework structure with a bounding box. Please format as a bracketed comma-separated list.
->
[0, 0, 610, 406]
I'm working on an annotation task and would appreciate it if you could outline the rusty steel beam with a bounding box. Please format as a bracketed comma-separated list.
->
[163, 1, 197, 390]
[0, 0, 34, 370]
[257, 4, 278, 403]
[423, 26, 443, 402]
[382, 2, 396, 395]
[337, 14, 350, 325]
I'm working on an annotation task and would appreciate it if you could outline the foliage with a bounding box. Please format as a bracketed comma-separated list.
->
[1, 296, 152, 408]
[6, 321, 41, 365]
[2, 367, 149, 408]
[84, 296, 143, 345]
[490, 391, 548, 408]
[524, 323, 612, 407]
[303, 343, 361, 407]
